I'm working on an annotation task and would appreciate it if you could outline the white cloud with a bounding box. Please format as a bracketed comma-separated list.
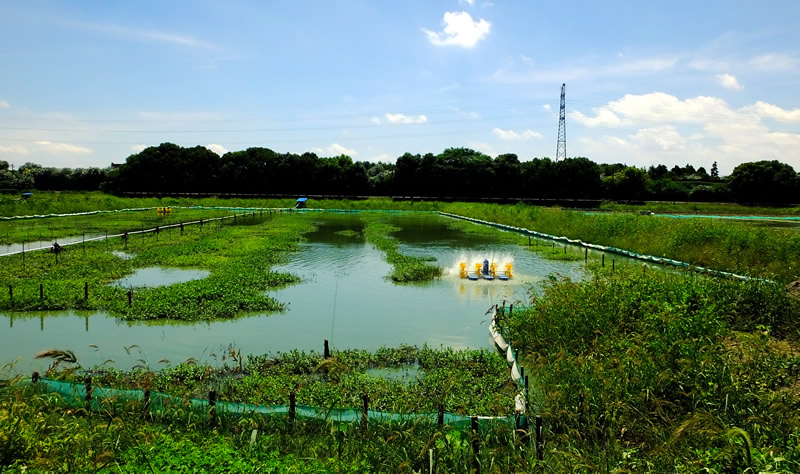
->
[489, 56, 676, 84]
[458, 0, 475, 5]
[450, 106, 480, 119]
[367, 153, 392, 162]
[131, 144, 147, 153]
[0, 144, 30, 154]
[567, 92, 800, 174]
[205, 144, 228, 156]
[66, 21, 220, 51]
[311, 143, 357, 157]
[373, 113, 428, 125]
[747, 101, 800, 123]
[33, 141, 92, 154]
[749, 53, 798, 72]
[570, 109, 623, 127]
[716, 73, 743, 90]
[0, 100, 10, 109]
[422, 11, 491, 49]
[542, 104, 552, 113]
[630, 126, 687, 152]
[492, 128, 542, 140]
[467, 141, 496, 157]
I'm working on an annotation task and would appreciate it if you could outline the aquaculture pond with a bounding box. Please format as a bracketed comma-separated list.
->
[1, 212, 590, 374]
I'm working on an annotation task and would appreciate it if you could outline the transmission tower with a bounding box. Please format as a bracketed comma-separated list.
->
[555, 83, 566, 161]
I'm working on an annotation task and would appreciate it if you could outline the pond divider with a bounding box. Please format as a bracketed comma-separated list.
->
[0, 208, 291, 258]
[439, 211, 755, 282]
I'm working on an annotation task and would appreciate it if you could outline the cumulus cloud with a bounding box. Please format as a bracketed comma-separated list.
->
[373, 113, 428, 125]
[34, 141, 92, 154]
[747, 101, 800, 122]
[716, 73, 743, 90]
[131, 144, 147, 153]
[0, 100, 10, 109]
[205, 144, 228, 156]
[422, 11, 490, 49]
[566, 92, 800, 174]
[458, 0, 475, 5]
[311, 143, 357, 157]
[492, 128, 542, 140]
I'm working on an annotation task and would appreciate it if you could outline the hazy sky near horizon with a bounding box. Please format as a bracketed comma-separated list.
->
[1, 1, 799, 175]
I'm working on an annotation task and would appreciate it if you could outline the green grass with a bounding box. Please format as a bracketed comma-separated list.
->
[1, 346, 525, 472]
[0, 214, 314, 321]
[441, 202, 800, 283]
[499, 266, 800, 472]
[600, 200, 800, 216]
[363, 218, 444, 282]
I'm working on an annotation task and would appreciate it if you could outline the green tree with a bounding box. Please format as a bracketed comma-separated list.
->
[728, 160, 799, 203]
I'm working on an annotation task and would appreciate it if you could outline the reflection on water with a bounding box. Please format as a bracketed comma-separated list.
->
[1, 213, 588, 375]
[110, 267, 211, 288]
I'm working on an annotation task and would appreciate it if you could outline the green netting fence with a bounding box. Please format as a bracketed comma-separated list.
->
[19, 377, 524, 430]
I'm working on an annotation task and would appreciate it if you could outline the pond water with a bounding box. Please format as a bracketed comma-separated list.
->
[110, 267, 211, 289]
[1, 213, 590, 375]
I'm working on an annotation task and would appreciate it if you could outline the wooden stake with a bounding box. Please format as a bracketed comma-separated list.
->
[289, 392, 296, 428]
[209, 390, 217, 427]
[535, 415, 543, 460]
[361, 394, 369, 429]
[324, 339, 330, 359]
[471, 416, 480, 473]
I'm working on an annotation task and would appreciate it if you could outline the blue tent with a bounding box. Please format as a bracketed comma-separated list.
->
[295, 197, 308, 208]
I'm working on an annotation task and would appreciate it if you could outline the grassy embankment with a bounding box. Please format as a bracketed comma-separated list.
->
[0, 212, 314, 321]
[1, 346, 523, 472]
[362, 219, 444, 282]
[499, 266, 800, 472]
[441, 202, 800, 283]
[600, 200, 800, 216]
[7, 193, 798, 282]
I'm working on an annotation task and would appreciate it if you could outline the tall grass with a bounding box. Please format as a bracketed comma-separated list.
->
[441, 202, 800, 283]
[501, 266, 800, 471]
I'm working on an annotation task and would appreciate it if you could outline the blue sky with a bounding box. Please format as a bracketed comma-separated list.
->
[1, 1, 799, 175]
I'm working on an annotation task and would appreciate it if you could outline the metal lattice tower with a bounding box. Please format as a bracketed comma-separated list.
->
[555, 83, 566, 161]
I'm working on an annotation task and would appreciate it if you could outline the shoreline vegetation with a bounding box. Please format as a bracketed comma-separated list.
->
[2, 192, 800, 470]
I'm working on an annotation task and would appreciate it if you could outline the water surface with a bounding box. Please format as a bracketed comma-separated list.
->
[1, 213, 589, 375]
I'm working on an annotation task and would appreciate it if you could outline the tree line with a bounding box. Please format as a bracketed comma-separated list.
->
[2, 143, 799, 204]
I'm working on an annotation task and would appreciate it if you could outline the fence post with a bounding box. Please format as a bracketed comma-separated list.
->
[32, 371, 39, 383]
[8, 284, 12, 302]
[143, 389, 151, 419]
[39, 283, 43, 300]
[180, 223, 184, 235]
[85, 375, 92, 411]
[585, 248, 588, 262]
[127, 289, 132, 307]
[361, 394, 369, 429]
[535, 415, 543, 461]
[209, 390, 217, 428]
[289, 391, 296, 429]
[471, 416, 480, 473]
[84, 282, 88, 301]
[602, 254, 605, 267]
[438, 404, 444, 426]
[324, 339, 330, 359]
[612, 259, 615, 272]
